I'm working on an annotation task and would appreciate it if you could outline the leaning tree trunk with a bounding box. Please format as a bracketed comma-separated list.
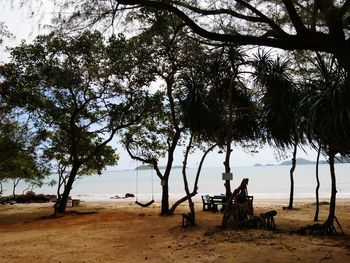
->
[168, 144, 217, 215]
[287, 141, 297, 209]
[314, 146, 321, 221]
[55, 164, 79, 214]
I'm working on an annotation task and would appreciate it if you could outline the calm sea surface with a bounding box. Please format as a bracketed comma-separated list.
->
[2, 163, 350, 202]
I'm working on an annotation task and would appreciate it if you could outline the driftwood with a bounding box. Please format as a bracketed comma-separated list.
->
[257, 210, 277, 230]
[222, 178, 277, 231]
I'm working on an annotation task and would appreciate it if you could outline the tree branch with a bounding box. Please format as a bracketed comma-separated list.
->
[316, 0, 344, 39]
[124, 141, 164, 180]
[235, 0, 287, 36]
[281, 0, 307, 34]
[172, 0, 263, 23]
[116, 0, 331, 52]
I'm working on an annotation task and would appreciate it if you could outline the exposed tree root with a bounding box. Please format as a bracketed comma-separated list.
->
[296, 216, 344, 235]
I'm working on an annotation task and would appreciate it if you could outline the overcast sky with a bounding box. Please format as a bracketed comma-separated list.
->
[1, 2, 323, 170]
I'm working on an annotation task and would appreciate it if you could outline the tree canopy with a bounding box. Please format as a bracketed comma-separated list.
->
[1, 30, 158, 212]
[114, 0, 350, 72]
[53, 0, 350, 72]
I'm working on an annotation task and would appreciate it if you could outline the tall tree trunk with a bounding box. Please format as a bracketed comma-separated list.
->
[55, 164, 79, 214]
[287, 141, 297, 209]
[159, 146, 175, 215]
[12, 178, 20, 198]
[181, 135, 195, 225]
[159, 74, 182, 216]
[223, 74, 236, 197]
[223, 140, 232, 197]
[314, 146, 321, 221]
[326, 150, 337, 224]
[297, 149, 343, 234]
[160, 182, 169, 216]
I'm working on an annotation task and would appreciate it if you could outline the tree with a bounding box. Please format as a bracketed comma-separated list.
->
[0, 120, 49, 197]
[1, 63, 49, 197]
[175, 48, 224, 222]
[299, 53, 350, 234]
[2, 31, 155, 214]
[253, 52, 303, 210]
[314, 145, 322, 221]
[55, 0, 350, 72]
[179, 43, 263, 227]
[121, 12, 206, 215]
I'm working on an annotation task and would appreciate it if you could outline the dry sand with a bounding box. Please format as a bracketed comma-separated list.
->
[1, 199, 350, 263]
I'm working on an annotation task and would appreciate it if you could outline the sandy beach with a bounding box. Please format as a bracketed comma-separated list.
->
[1, 199, 350, 263]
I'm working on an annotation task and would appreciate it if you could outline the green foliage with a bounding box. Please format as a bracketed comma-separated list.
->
[122, 93, 169, 162]
[119, 12, 191, 167]
[299, 54, 350, 155]
[180, 45, 263, 146]
[0, 120, 49, 186]
[253, 51, 301, 148]
[1, 30, 156, 202]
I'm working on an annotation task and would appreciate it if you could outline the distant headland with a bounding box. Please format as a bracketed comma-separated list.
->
[254, 156, 349, 167]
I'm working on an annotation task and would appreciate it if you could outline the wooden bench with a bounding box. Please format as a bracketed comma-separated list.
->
[201, 195, 213, 211]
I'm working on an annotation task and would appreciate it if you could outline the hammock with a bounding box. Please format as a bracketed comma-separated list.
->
[135, 164, 154, 208]
[135, 199, 154, 207]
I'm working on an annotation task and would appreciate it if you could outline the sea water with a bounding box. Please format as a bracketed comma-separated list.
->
[2, 163, 349, 202]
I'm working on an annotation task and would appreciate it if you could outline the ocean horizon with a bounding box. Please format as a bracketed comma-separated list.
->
[2, 163, 350, 203]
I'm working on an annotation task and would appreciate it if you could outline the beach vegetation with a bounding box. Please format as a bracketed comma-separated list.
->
[178, 44, 263, 226]
[2, 0, 350, 235]
[1, 65, 49, 197]
[253, 51, 305, 210]
[1, 30, 157, 214]
[298, 53, 350, 234]
[120, 12, 200, 215]
[0, 120, 49, 197]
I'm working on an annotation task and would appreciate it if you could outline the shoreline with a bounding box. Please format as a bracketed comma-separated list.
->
[0, 198, 350, 208]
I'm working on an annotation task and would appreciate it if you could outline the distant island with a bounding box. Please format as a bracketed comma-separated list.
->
[254, 163, 276, 167]
[279, 158, 323, 166]
[254, 156, 349, 167]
